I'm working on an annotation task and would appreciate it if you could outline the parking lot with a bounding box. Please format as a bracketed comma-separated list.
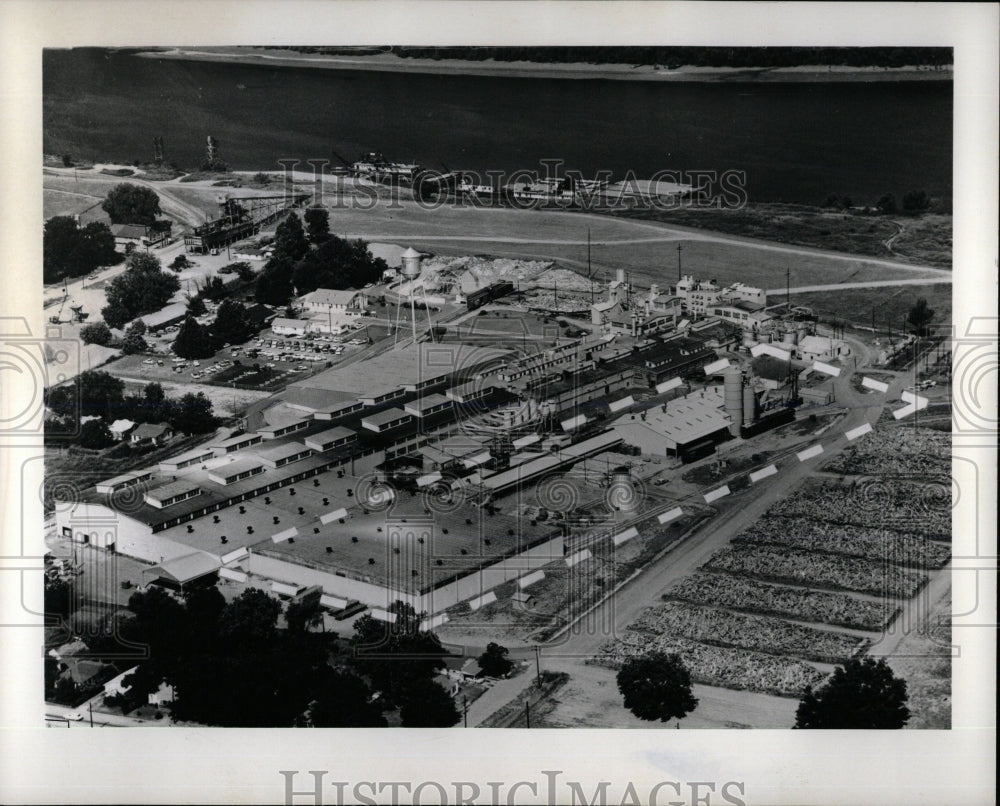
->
[106, 319, 389, 391]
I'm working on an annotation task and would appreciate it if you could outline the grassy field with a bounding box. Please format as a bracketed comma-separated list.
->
[792, 282, 952, 331]
[601, 204, 953, 270]
[317, 200, 946, 292]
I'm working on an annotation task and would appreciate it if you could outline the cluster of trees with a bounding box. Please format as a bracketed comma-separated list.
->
[389, 46, 952, 69]
[101, 252, 180, 330]
[350, 601, 459, 727]
[823, 189, 936, 215]
[43, 216, 120, 284]
[171, 297, 259, 359]
[99, 589, 460, 727]
[80, 319, 150, 355]
[100, 183, 162, 226]
[91, 590, 465, 727]
[45, 371, 217, 445]
[614, 652, 910, 729]
[907, 298, 936, 338]
[254, 211, 386, 306]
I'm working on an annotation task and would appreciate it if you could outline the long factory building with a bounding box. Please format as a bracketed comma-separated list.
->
[55, 323, 735, 613]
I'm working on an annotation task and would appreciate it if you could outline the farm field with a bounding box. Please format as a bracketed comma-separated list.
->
[595, 421, 951, 702]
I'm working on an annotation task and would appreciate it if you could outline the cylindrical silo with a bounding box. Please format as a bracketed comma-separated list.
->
[723, 368, 743, 437]
[782, 328, 796, 347]
[742, 383, 757, 427]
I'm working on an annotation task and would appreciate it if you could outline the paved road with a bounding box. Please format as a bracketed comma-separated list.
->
[775, 278, 952, 295]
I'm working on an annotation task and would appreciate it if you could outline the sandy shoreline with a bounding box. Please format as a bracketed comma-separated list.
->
[134, 47, 952, 83]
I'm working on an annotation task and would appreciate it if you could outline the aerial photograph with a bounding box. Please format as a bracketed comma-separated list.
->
[41, 45, 953, 730]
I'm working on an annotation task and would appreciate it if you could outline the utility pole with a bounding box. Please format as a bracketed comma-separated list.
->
[786, 267, 790, 312]
[534, 645, 542, 687]
[88, 701, 93, 728]
[676, 243, 683, 282]
[463, 695, 468, 728]
[525, 701, 531, 729]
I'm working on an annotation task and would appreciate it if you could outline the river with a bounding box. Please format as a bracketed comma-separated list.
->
[43, 48, 951, 205]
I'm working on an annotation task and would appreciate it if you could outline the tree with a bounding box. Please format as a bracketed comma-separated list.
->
[212, 299, 255, 346]
[172, 316, 216, 359]
[795, 658, 910, 729]
[70, 370, 125, 421]
[477, 642, 513, 678]
[351, 601, 447, 705]
[285, 597, 324, 634]
[44, 578, 75, 621]
[300, 668, 386, 727]
[217, 588, 281, 650]
[876, 194, 897, 214]
[292, 235, 387, 294]
[79, 417, 113, 449]
[616, 651, 698, 724]
[169, 254, 191, 271]
[272, 213, 310, 264]
[907, 298, 935, 337]
[80, 321, 113, 346]
[398, 678, 461, 727]
[186, 294, 207, 317]
[120, 321, 149, 355]
[902, 189, 931, 215]
[255, 261, 295, 306]
[168, 392, 217, 435]
[44, 217, 119, 284]
[101, 252, 180, 329]
[304, 206, 331, 244]
[101, 182, 162, 225]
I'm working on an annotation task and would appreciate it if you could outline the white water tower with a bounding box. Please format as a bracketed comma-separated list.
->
[395, 247, 433, 344]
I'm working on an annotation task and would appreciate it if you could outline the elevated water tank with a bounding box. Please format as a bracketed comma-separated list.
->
[723, 367, 743, 437]
[401, 247, 422, 279]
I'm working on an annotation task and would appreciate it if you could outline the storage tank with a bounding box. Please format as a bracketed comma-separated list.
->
[742, 383, 757, 427]
[400, 247, 422, 279]
[782, 328, 796, 347]
[723, 368, 743, 437]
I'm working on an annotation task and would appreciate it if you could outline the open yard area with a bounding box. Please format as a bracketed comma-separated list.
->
[601, 204, 952, 270]
[308, 198, 949, 296]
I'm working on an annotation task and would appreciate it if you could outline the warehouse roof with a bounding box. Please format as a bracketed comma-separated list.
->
[613, 387, 730, 448]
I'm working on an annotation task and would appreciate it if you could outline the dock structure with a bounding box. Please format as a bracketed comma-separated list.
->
[184, 193, 309, 253]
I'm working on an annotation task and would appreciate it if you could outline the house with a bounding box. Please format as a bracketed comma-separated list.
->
[148, 681, 175, 707]
[301, 289, 365, 315]
[110, 223, 169, 249]
[130, 422, 174, 447]
[271, 317, 310, 337]
[109, 419, 136, 441]
[136, 302, 188, 332]
[459, 658, 485, 680]
[103, 666, 138, 697]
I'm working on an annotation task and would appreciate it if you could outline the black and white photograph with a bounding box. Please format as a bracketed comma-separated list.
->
[1, 2, 996, 804]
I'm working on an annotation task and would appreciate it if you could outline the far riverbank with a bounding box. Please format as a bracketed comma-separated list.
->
[135, 47, 953, 83]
